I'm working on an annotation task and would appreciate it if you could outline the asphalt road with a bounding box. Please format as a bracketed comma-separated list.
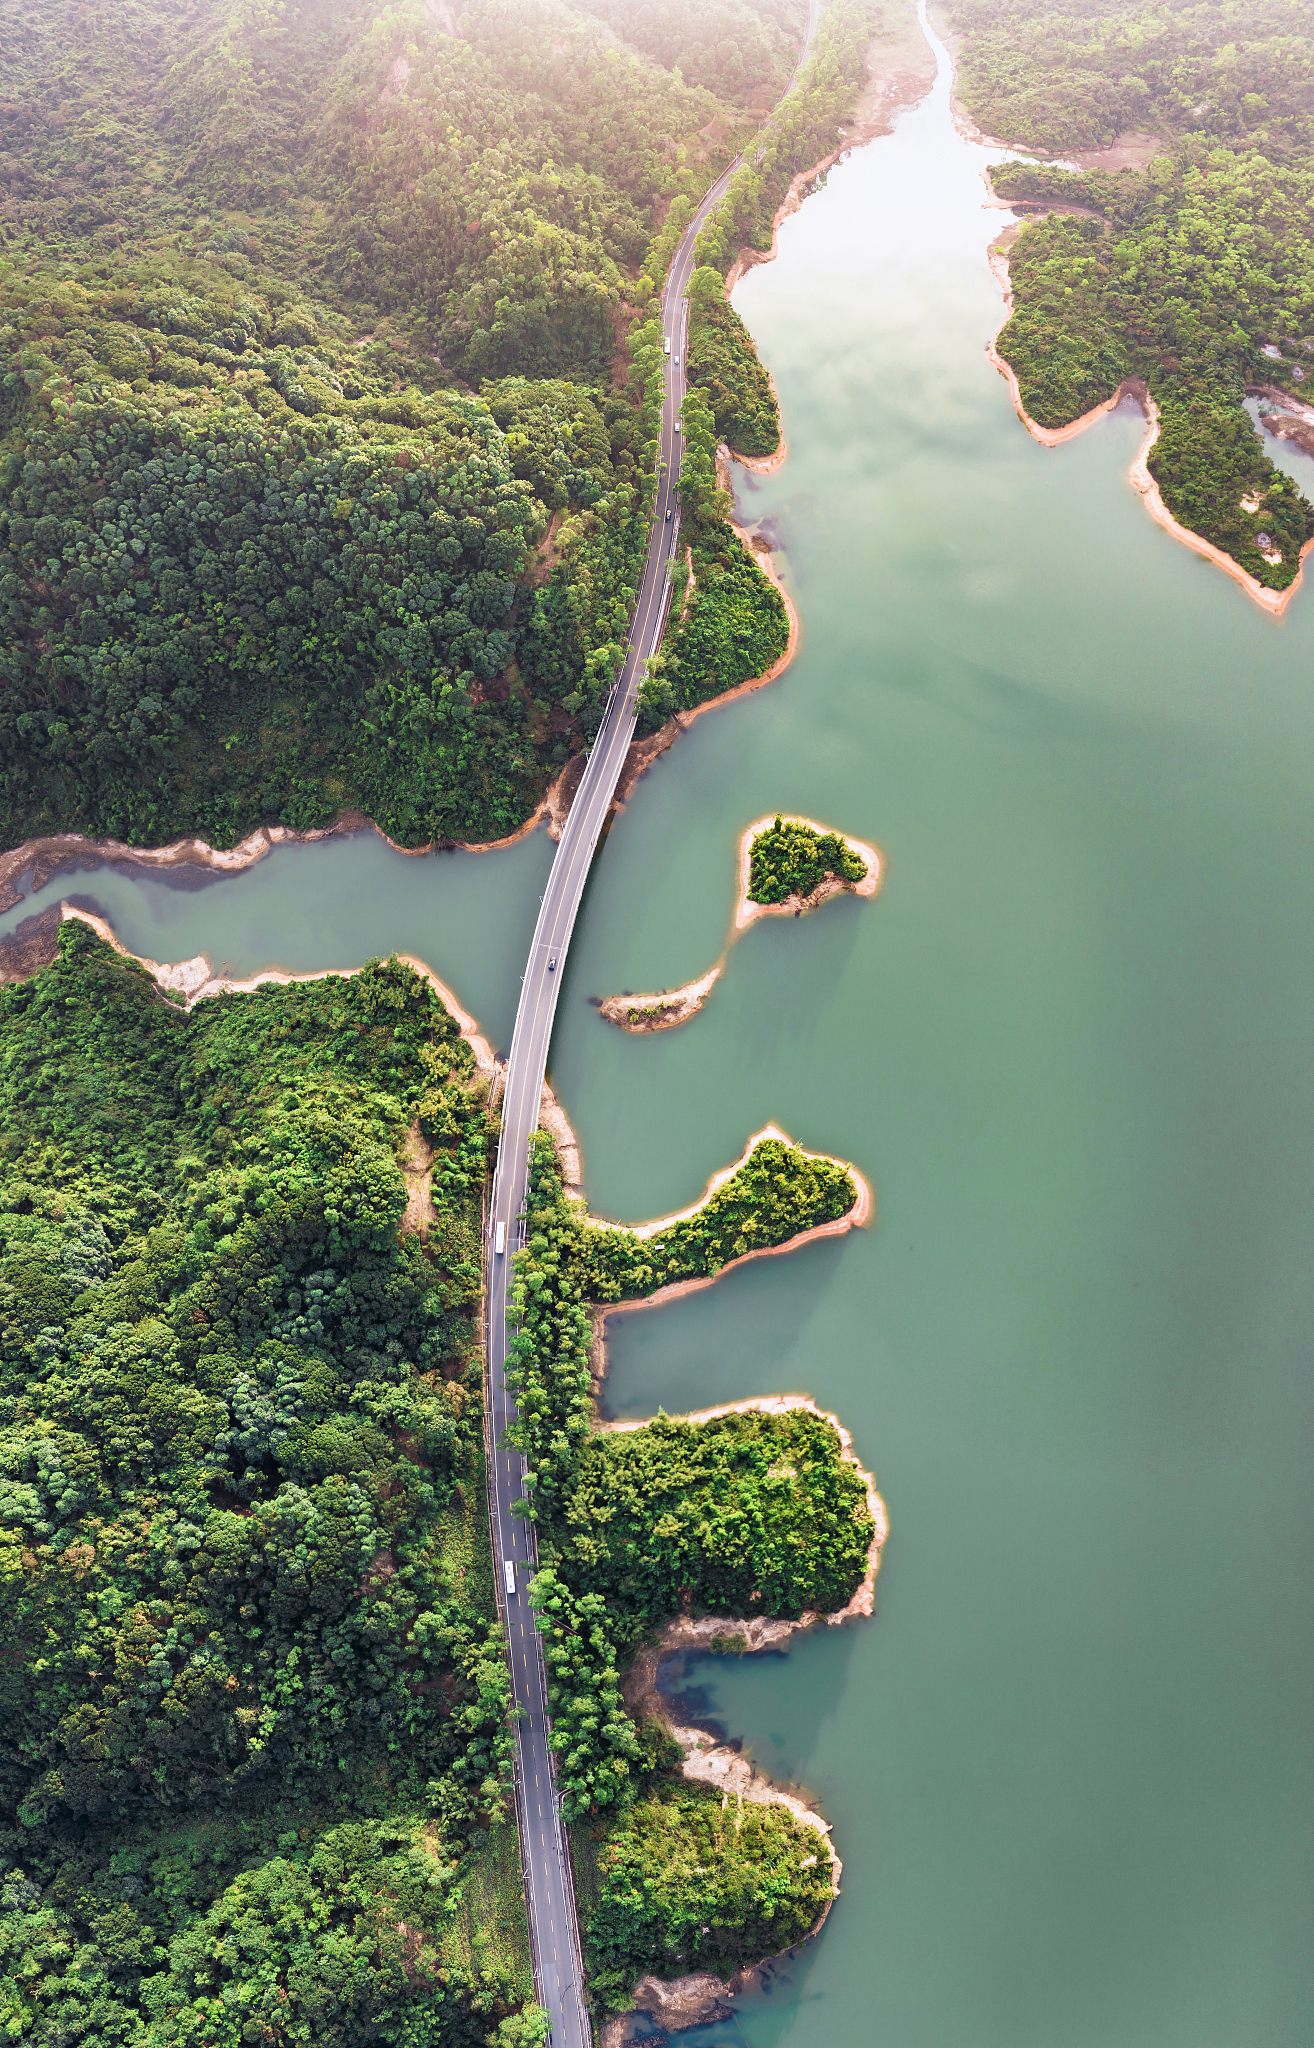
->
[484, 11, 820, 2041]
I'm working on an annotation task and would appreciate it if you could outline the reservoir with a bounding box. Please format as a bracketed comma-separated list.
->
[7, 11, 1312, 2043]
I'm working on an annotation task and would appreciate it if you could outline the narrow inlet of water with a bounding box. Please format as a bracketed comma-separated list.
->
[6, 11, 1313, 2042]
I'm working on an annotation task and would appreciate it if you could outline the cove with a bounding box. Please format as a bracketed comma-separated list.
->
[6, 10, 1313, 2045]
[0, 826, 553, 1053]
[557, 12, 1314, 2047]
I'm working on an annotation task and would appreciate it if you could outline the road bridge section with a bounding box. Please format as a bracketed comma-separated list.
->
[484, 9, 821, 2040]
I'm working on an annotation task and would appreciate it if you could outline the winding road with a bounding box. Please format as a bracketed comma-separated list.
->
[484, 10, 820, 2041]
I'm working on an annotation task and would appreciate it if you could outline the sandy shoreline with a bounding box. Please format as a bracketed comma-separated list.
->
[0, 764, 584, 918]
[601, 1394, 888, 2046]
[984, 171, 1312, 616]
[597, 814, 881, 1035]
[596, 964, 722, 1033]
[987, 337, 1314, 616]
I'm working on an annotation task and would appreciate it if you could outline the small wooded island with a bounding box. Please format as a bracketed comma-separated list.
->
[747, 815, 870, 906]
[600, 816, 882, 1033]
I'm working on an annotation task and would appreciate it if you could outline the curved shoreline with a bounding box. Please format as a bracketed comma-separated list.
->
[597, 815, 881, 1034]
[734, 813, 883, 933]
[584, 1125, 871, 1371]
[597, 964, 722, 1033]
[986, 220, 1313, 618]
[687, 471, 804, 730]
[610, 1120, 871, 1241]
[49, 901, 598, 1201]
[600, 1393, 888, 1632]
[608, 24, 936, 831]
[55, 901, 502, 1072]
[724, 369, 789, 475]
[605, 1394, 890, 2047]
[0, 763, 583, 917]
[610, 520, 803, 813]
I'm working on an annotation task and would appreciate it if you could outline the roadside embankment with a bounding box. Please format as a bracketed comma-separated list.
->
[613, 487, 802, 809]
[612, 6, 936, 817]
[724, 10, 938, 298]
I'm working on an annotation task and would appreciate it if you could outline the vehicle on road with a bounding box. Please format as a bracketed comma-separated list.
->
[485, 15, 821, 2035]
[494, 1219, 506, 1256]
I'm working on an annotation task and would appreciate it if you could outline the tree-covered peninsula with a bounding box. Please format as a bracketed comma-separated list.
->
[0, 0, 871, 851]
[948, 0, 1314, 590]
[635, 380, 791, 730]
[504, 1136, 873, 2016]
[0, 925, 539, 2046]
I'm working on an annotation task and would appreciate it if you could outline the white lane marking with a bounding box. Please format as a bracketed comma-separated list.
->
[488, 139, 777, 2048]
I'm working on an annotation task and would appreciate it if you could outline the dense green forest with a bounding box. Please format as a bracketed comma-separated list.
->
[502, 1135, 870, 2005]
[0, 0, 882, 2025]
[685, 264, 782, 457]
[0, 926, 543, 2045]
[583, 1784, 833, 2001]
[0, 0, 838, 852]
[949, 0, 1314, 588]
[693, 0, 873, 275]
[748, 816, 867, 902]
[636, 382, 789, 729]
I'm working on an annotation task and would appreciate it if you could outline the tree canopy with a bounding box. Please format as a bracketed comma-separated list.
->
[948, 0, 1314, 586]
[0, 0, 807, 849]
[0, 926, 535, 2044]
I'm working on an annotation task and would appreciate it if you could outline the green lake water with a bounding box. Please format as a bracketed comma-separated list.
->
[7, 13, 1313, 2042]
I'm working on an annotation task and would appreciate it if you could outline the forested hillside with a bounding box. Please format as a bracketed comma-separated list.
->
[0, 925, 542, 2044]
[0, 0, 868, 853]
[949, 0, 1314, 589]
[505, 1136, 872, 2013]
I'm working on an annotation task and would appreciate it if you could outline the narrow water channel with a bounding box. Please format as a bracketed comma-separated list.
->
[9, 13, 1313, 2043]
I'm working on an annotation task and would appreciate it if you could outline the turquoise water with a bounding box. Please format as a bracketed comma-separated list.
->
[7, 13, 1314, 2043]
[0, 829, 552, 1053]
